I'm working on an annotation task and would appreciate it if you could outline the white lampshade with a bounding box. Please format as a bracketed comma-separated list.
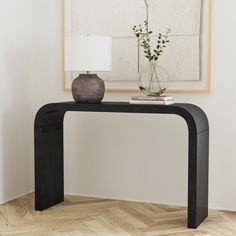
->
[64, 36, 112, 72]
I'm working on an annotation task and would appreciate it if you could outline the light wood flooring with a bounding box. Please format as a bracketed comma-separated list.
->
[0, 193, 236, 236]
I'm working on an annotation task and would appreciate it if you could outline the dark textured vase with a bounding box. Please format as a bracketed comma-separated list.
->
[72, 74, 105, 103]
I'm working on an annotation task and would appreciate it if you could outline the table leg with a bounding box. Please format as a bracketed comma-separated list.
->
[35, 123, 64, 211]
[188, 130, 209, 228]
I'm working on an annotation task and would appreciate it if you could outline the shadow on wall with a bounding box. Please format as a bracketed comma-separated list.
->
[0, 41, 34, 204]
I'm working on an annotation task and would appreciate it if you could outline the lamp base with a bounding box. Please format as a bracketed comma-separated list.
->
[72, 74, 105, 103]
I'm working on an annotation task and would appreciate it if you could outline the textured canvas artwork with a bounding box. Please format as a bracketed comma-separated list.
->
[63, 0, 210, 90]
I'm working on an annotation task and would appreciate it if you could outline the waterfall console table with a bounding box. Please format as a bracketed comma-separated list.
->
[34, 102, 209, 229]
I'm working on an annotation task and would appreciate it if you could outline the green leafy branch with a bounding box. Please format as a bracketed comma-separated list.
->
[132, 0, 171, 62]
[133, 22, 171, 62]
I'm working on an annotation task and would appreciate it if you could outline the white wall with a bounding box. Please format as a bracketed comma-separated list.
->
[0, 0, 235, 210]
[0, 0, 33, 203]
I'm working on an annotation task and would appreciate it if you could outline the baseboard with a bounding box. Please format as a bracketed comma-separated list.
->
[0, 190, 34, 205]
[65, 192, 188, 208]
[65, 192, 236, 212]
[1, 191, 236, 212]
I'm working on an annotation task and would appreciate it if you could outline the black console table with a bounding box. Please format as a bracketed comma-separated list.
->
[34, 102, 209, 229]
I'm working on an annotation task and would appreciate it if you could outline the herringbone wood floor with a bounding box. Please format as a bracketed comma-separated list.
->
[0, 194, 235, 236]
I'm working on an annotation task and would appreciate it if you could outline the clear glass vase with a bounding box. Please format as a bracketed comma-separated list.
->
[138, 61, 169, 96]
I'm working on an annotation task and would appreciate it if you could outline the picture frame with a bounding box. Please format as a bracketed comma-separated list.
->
[61, 0, 212, 93]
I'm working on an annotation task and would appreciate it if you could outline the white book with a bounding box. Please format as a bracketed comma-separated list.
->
[131, 95, 174, 101]
[129, 99, 175, 105]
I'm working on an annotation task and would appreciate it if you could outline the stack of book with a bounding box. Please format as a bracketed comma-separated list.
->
[130, 95, 175, 105]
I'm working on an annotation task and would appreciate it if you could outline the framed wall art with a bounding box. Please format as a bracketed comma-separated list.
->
[61, 0, 212, 93]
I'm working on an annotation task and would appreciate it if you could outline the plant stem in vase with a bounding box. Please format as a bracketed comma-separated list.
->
[133, 0, 171, 96]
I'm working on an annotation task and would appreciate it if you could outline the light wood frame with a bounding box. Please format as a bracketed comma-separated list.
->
[61, 0, 212, 93]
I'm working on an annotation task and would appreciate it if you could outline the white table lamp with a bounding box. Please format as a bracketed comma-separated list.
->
[65, 36, 112, 103]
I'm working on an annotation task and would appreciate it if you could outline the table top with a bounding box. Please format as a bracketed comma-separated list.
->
[35, 101, 209, 134]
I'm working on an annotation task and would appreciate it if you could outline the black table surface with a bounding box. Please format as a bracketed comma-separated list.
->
[35, 102, 209, 134]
